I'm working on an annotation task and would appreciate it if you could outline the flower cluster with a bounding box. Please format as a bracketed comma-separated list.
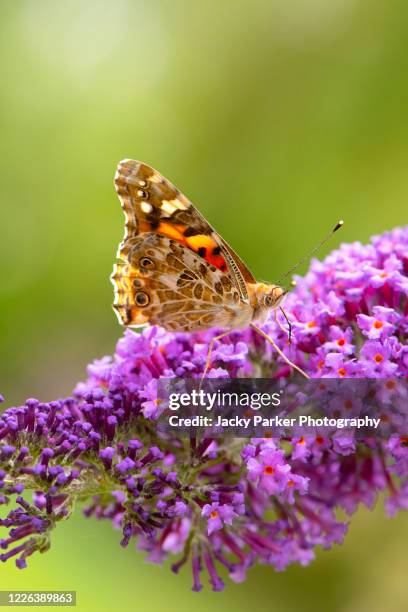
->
[0, 227, 407, 590]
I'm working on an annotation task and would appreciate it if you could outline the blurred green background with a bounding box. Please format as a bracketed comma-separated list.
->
[0, 0, 407, 610]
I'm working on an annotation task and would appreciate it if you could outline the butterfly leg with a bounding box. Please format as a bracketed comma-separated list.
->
[274, 307, 292, 344]
[250, 323, 309, 379]
[200, 330, 231, 384]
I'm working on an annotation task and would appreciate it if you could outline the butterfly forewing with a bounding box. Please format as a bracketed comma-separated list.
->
[111, 159, 255, 332]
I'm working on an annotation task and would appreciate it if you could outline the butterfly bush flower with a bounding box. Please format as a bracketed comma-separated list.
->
[0, 227, 407, 589]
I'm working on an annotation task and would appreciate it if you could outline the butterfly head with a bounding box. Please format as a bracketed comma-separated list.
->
[249, 282, 287, 323]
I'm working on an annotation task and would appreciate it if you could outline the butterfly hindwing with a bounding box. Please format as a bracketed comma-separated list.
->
[111, 233, 250, 331]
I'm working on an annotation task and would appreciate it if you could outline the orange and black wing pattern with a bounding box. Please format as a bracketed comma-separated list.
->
[111, 159, 255, 330]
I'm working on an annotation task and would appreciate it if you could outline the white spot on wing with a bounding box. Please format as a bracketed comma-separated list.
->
[141, 202, 153, 214]
[161, 200, 177, 215]
[162, 198, 188, 212]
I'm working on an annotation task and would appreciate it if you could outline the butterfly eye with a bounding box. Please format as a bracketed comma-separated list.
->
[264, 295, 273, 307]
[135, 291, 150, 307]
[137, 189, 149, 199]
[139, 257, 155, 270]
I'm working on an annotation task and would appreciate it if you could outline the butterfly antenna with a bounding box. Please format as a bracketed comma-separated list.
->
[276, 220, 344, 285]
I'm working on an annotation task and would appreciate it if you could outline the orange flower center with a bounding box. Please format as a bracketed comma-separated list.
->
[210, 510, 218, 519]
[338, 368, 346, 377]
[264, 466, 275, 475]
[374, 353, 384, 364]
[386, 380, 396, 390]
[315, 436, 324, 445]
[287, 479, 295, 487]
[380, 272, 388, 279]
[307, 321, 317, 329]
[298, 437, 305, 445]
[373, 320, 383, 330]
[337, 338, 346, 346]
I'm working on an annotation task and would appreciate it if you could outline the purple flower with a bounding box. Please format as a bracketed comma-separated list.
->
[357, 306, 398, 340]
[0, 226, 407, 590]
[360, 341, 399, 377]
[323, 325, 355, 355]
[202, 502, 237, 535]
[322, 353, 362, 378]
[245, 440, 308, 499]
[140, 379, 166, 419]
[246, 442, 291, 494]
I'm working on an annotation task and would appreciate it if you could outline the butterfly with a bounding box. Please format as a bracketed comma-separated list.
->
[111, 159, 309, 379]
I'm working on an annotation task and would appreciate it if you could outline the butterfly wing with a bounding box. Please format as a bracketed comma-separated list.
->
[112, 159, 256, 331]
[114, 159, 256, 298]
[111, 232, 252, 331]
